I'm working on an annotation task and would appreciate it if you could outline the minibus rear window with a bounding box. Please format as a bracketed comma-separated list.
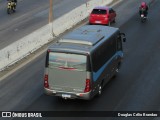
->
[48, 52, 87, 71]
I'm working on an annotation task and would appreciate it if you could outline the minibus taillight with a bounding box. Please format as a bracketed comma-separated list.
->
[84, 79, 91, 93]
[44, 74, 49, 88]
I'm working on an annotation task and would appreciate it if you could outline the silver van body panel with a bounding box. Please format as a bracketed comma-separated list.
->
[48, 68, 86, 92]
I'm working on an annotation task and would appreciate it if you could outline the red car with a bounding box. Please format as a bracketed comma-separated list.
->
[89, 6, 116, 26]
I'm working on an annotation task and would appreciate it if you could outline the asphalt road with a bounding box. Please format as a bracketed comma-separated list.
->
[0, 0, 87, 49]
[0, 0, 160, 120]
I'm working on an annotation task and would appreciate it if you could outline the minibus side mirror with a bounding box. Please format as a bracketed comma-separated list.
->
[123, 37, 126, 42]
[120, 33, 126, 42]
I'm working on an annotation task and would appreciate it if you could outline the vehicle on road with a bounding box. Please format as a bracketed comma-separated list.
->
[89, 6, 116, 26]
[7, 0, 16, 14]
[44, 25, 126, 100]
[140, 9, 147, 23]
[139, 2, 148, 23]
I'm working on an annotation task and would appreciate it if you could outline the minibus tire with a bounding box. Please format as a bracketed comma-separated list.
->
[116, 62, 121, 73]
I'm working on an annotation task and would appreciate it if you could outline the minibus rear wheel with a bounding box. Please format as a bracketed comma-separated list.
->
[98, 84, 102, 96]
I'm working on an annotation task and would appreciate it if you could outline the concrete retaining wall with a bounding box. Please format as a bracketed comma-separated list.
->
[0, 0, 113, 71]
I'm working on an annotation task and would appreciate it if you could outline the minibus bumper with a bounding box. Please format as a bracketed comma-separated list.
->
[44, 88, 92, 100]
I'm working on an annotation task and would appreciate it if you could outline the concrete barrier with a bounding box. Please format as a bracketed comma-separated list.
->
[0, 0, 113, 71]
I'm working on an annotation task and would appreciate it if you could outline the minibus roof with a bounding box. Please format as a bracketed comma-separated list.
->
[48, 25, 119, 53]
[59, 25, 119, 46]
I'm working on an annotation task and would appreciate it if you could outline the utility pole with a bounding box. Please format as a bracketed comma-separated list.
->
[49, 0, 53, 23]
[49, 0, 55, 37]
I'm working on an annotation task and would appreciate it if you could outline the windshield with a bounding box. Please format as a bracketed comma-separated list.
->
[92, 9, 107, 14]
[49, 52, 87, 71]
